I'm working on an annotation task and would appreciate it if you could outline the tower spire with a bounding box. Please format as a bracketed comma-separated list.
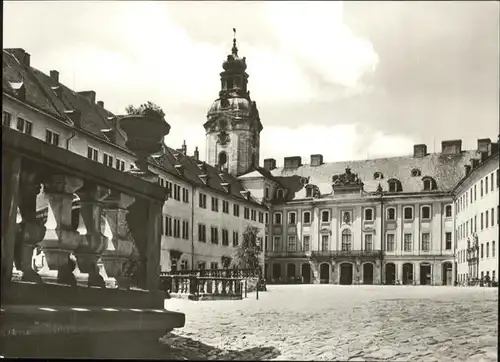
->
[232, 28, 238, 56]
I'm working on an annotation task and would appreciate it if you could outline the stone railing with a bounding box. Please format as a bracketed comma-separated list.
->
[161, 268, 261, 279]
[1, 126, 185, 358]
[311, 250, 383, 258]
[160, 275, 244, 301]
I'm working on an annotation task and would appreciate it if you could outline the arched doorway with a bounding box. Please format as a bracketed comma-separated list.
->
[272, 263, 281, 281]
[362, 263, 374, 284]
[301, 263, 311, 284]
[402, 263, 414, 285]
[442, 262, 453, 286]
[287, 263, 296, 283]
[420, 263, 432, 285]
[319, 263, 330, 284]
[385, 263, 396, 285]
[340, 263, 353, 285]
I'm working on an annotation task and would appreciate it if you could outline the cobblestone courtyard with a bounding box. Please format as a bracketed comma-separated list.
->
[161, 285, 498, 361]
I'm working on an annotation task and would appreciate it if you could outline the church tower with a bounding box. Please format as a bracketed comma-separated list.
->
[204, 29, 263, 177]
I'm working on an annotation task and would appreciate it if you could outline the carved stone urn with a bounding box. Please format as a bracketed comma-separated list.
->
[119, 114, 171, 176]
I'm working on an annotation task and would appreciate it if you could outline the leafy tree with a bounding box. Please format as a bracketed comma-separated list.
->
[125, 101, 166, 119]
[232, 225, 262, 270]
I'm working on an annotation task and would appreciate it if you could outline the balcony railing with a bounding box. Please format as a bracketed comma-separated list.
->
[310, 250, 383, 258]
[267, 251, 308, 258]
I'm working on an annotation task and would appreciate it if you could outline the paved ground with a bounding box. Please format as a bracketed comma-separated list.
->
[161, 285, 498, 361]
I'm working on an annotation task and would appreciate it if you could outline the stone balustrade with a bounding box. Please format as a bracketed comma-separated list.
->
[162, 275, 244, 301]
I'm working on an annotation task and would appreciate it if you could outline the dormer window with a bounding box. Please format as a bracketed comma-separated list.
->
[388, 179, 403, 193]
[373, 172, 384, 180]
[411, 168, 421, 177]
[306, 187, 313, 198]
[277, 188, 285, 199]
[422, 176, 437, 191]
[265, 186, 270, 199]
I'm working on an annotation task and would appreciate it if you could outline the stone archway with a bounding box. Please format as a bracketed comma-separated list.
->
[301, 263, 311, 284]
[385, 263, 396, 285]
[362, 263, 374, 285]
[287, 263, 296, 282]
[340, 263, 354, 285]
[420, 263, 432, 285]
[272, 263, 281, 281]
[319, 263, 330, 284]
[402, 263, 414, 285]
[442, 262, 453, 286]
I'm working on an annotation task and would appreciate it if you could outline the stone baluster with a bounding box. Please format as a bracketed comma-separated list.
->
[14, 167, 46, 283]
[228, 278, 234, 294]
[40, 175, 84, 286]
[74, 184, 111, 288]
[102, 191, 135, 289]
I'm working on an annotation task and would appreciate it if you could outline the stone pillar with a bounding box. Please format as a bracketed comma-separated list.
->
[102, 191, 136, 289]
[415, 262, 421, 285]
[331, 260, 337, 284]
[74, 184, 111, 288]
[374, 259, 381, 284]
[354, 260, 361, 285]
[397, 262, 403, 285]
[14, 167, 46, 283]
[41, 175, 84, 286]
[433, 260, 442, 286]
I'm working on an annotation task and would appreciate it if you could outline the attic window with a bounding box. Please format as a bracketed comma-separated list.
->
[174, 164, 184, 175]
[306, 187, 313, 198]
[277, 188, 285, 199]
[221, 182, 231, 193]
[198, 175, 208, 185]
[411, 169, 421, 177]
[373, 172, 384, 180]
[422, 177, 437, 191]
[387, 179, 403, 193]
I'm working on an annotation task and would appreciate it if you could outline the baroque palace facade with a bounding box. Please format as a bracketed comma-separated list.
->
[3, 37, 499, 286]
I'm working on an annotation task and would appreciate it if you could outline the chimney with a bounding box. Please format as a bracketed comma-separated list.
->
[488, 142, 499, 156]
[50, 70, 59, 83]
[310, 154, 323, 166]
[263, 158, 276, 171]
[78, 91, 96, 104]
[480, 151, 488, 163]
[97, 101, 104, 108]
[477, 138, 491, 153]
[464, 164, 471, 176]
[441, 140, 462, 155]
[64, 109, 82, 127]
[194, 146, 200, 161]
[181, 140, 187, 155]
[284, 156, 302, 169]
[413, 144, 427, 158]
[471, 158, 479, 169]
[7, 48, 30, 68]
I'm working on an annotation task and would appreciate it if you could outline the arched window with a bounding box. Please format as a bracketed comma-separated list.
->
[341, 229, 352, 251]
[411, 169, 421, 177]
[218, 151, 227, 166]
[388, 178, 403, 193]
[364, 208, 374, 221]
[404, 206, 413, 220]
[421, 205, 431, 220]
[422, 176, 437, 191]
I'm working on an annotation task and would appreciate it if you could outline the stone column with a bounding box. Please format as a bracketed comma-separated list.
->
[14, 167, 46, 283]
[397, 262, 403, 285]
[415, 262, 421, 285]
[331, 260, 337, 284]
[354, 260, 361, 285]
[374, 259, 382, 284]
[74, 184, 111, 288]
[102, 191, 136, 289]
[40, 175, 84, 286]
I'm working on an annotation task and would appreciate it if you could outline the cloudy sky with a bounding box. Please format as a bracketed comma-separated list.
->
[4, 1, 499, 165]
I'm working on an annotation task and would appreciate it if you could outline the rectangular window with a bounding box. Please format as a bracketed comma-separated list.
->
[211, 226, 219, 244]
[486, 210, 489, 228]
[45, 129, 60, 146]
[492, 208, 495, 226]
[404, 207, 413, 220]
[16, 117, 32, 135]
[493, 241, 496, 257]
[265, 212, 269, 224]
[2, 111, 12, 127]
[321, 235, 329, 251]
[165, 216, 172, 236]
[421, 233, 430, 251]
[173, 219, 181, 238]
[421, 206, 431, 219]
[233, 204, 240, 217]
[197, 261, 206, 270]
[480, 244, 484, 259]
[211, 197, 219, 212]
[274, 212, 282, 225]
[222, 229, 229, 246]
[387, 208, 396, 220]
[258, 211, 264, 223]
[251, 209, 257, 221]
[180, 260, 188, 270]
[232, 231, 239, 247]
[102, 152, 114, 167]
[481, 213, 484, 230]
[364, 208, 373, 221]
[288, 236, 297, 252]
[321, 210, 330, 222]
[466, 221, 469, 236]
[210, 262, 218, 270]
[474, 184, 477, 200]
[403, 233, 412, 252]
[303, 235, 310, 252]
[198, 224, 206, 242]
[165, 181, 172, 197]
[87, 146, 99, 161]
[199, 193, 207, 208]
[244, 207, 250, 220]
[492, 172, 495, 191]
[474, 215, 477, 232]
[445, 205, 452, 218]
[485, 176, 489, 194]
[386, 234, 395, 252]
[115, 158, 125, 171]
[486, 242, 489, 258]
[364, 234, 373, 251]
[182, 220, 189, 240]
[182, 188, 189, 203]
[173, 185, 181, 201]
[273, 236, 281, 251]
[265, 236, 268, 251]
[480, 180, 484, 197]
[222, 200, 229, 214]
[288, 212, 296, 225]
[303, 211, 311, 224]
[470, 218, 473, 234]
[445, 232, 452, 250]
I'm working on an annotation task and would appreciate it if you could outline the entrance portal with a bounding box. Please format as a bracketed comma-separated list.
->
[301, 263, 311, 284]
[272, 263, 281, 281]
[287, 263, 296, 282]
[385, 263, 396, 285]
[340, 263, 353, 285]
[362, 263, 374, 284]
[442, 262, 453, 286]
[319, 263, 330, 284]
[420, 263, 432, 285]
[402, 263, 414, 285]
